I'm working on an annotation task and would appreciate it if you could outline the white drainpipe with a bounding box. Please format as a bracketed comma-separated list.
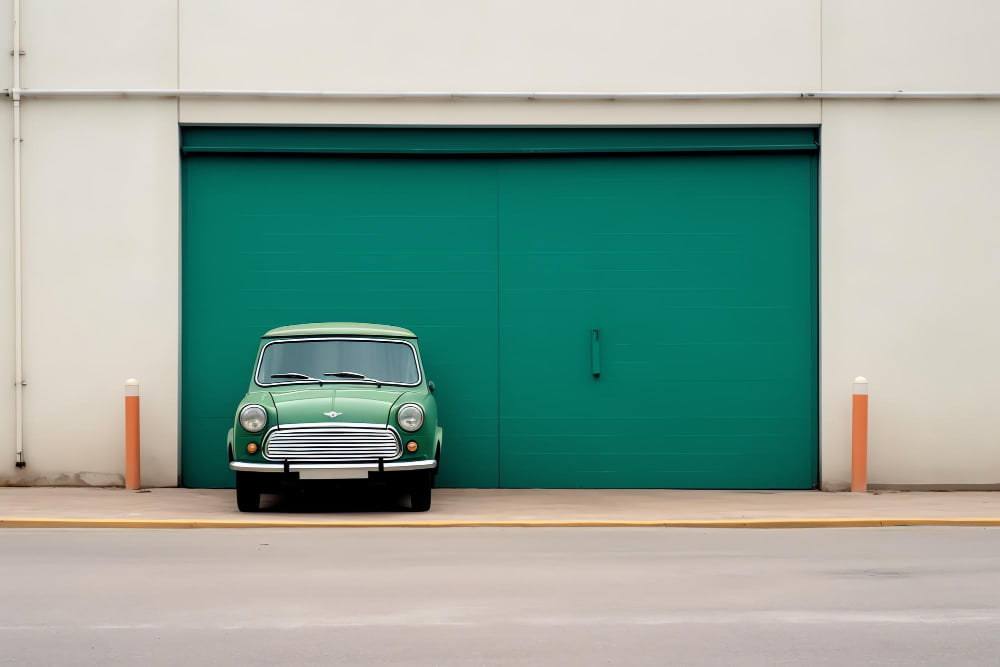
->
[11, 0, 23, 468]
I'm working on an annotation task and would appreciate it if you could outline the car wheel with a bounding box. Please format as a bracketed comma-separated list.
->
[431, 446, 441, 489]
[235, 472, 261, 512]
[409, 470, 433, 512]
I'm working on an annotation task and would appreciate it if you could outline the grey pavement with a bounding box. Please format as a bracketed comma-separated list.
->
[1, 527, 999, 665]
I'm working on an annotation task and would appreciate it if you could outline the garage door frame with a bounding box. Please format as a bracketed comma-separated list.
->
[180, 125, 820, 488]
[181, 126, 818, 156]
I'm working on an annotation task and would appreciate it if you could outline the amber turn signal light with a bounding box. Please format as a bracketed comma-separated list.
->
[406, 441, 418, 452]
[246, 442, 259, 455]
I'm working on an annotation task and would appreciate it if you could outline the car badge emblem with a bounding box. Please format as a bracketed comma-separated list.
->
[323, 411, 343, 419]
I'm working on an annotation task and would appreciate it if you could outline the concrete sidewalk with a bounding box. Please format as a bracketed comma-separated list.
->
[2, 487, 1000, 528]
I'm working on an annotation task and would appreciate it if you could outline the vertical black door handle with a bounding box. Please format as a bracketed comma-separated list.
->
[591, 329, 601, 377]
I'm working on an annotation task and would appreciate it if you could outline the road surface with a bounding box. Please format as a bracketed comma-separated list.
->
[1, 527, 998, 665]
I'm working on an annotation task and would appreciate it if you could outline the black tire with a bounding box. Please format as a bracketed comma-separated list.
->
[409, 470, 433, 512]
[235, 472, 261, 513]
[431, 446, 441, 489]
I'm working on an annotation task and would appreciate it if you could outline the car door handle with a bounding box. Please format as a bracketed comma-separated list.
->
[591, 329, 601, 377]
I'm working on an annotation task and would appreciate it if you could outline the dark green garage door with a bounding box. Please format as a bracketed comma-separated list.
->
[182, 128, 817, 489]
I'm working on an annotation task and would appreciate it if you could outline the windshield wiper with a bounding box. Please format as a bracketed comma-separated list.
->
[270, 372, 324, 383]
[323, 371, 383, 387]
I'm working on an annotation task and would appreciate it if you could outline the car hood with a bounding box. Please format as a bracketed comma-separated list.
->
[269, 387, 406, 426]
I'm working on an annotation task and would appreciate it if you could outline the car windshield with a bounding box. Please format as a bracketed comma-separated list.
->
[257, 339, 419, 386]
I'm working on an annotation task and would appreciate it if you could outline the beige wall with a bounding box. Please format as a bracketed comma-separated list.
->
[20, 0, 176, 88]
[178, 0, 821, 126]
[14, 99, 180, 487]
[1, 1, 179, 486]
[820, 101, 1000, 488]
[823, 0, 1000, 90]
[179, 0, 821, 92]
[819, 0, 1000, 488]
[1, 0, 998, 487]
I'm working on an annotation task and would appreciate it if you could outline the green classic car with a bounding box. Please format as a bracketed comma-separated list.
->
[228, 323, 442, 512]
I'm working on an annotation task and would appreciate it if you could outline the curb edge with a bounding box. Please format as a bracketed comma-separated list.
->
[3, 517, 1000, 529]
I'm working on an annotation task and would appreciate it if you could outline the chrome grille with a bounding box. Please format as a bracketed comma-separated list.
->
[263, 424, 401, 462]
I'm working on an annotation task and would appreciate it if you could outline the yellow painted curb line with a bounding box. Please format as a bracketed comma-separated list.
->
[2, 517, 1000, 529]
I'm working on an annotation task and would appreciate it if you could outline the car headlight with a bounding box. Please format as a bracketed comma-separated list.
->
[397, 404, 424, 432]
[239, 405, 267, 433]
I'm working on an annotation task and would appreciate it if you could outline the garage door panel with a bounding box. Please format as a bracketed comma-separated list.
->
[503, 450, 811, 490]
[498, 153, 816, 488]
[502, 364, 807, 415]
[182, 154, 499, 488]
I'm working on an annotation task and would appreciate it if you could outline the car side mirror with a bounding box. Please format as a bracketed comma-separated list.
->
[428, 380, 435, 394]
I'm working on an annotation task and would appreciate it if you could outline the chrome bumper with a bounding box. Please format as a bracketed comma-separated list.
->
[230, 459, 436, 479]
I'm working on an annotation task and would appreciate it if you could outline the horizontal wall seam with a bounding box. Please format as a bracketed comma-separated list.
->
[4, 89, 1000, 101]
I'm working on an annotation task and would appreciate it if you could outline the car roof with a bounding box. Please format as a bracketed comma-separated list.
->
[261, 322, 418, 339]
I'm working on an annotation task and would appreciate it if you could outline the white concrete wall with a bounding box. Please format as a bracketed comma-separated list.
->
[822, 0, 1000, 90]
[180, 0, 820, 91]
[821, 101, 1000, 487]
[1, 0, 998, 487]
[178, 0, 820, 126]
[15, 99, 180, 487]
[820, 0, 1000, 488]
[0, 0, 179, 486]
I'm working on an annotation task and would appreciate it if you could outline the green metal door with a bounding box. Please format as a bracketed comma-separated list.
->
[497, 154, 817, 488]
[181, 128, 817, 489]
[182, 154, 500, 488]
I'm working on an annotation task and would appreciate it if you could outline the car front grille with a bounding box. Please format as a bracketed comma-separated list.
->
[263, 424, 401, 462]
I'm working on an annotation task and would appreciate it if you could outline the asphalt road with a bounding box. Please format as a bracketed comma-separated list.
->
[1, 527, 999, 666]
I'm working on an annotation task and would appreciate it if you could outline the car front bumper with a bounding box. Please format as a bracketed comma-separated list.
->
[230, 459, 436, 480]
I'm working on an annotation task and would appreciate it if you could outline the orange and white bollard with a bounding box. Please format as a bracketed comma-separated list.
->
[125, 378, 141, 490]
[851, 376, 869, 493]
